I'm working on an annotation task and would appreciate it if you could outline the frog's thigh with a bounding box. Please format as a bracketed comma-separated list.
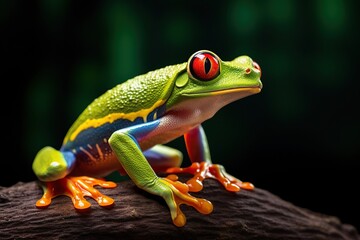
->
[144, 145, 183, 173]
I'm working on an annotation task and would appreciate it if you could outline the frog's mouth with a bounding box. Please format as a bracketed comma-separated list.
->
[168, 84, 262, 126]
[182, 86, 262, 97]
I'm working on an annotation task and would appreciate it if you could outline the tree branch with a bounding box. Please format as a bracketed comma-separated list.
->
[0, 178, 358, 240]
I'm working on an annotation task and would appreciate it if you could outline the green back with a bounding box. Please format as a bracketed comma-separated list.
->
[63, 63, 187, 144]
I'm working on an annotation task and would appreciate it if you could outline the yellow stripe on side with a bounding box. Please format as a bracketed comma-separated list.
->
[68, 99, 165, 142]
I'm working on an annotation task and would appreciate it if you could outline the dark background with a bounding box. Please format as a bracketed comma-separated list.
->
[2, 0, 359, 231]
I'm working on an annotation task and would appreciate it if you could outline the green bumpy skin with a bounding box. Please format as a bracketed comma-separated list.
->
[32, 50, 262, 227]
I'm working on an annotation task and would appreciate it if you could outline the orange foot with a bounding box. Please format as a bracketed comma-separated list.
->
[166, 162, 254, 192]
[159, 177, 213, 227]
[36, 176, 117, 210]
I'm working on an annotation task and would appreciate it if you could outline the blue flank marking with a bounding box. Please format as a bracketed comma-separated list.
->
[127, 119, 161, 140]
[61, 104, 166, 152]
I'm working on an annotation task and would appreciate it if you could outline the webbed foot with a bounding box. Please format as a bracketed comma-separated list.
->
[36, 176, 117, 210]
[150, 177, 213, 227]
[166, 162, 254, 192]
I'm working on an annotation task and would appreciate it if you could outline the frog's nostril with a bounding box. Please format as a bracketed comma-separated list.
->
[253, 61, 261, 77]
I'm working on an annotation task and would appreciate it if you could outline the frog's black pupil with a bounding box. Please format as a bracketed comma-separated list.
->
[204, 57, 211, 74]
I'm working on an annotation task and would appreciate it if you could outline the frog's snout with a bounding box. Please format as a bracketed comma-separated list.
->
[253, 61, 261, 78]
[251, 61, 262, 90]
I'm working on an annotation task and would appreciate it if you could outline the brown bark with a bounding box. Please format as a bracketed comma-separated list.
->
[0, 178, 358, 240]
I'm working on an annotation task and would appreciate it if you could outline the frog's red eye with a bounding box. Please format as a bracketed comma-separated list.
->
[188, 51, 220, 81]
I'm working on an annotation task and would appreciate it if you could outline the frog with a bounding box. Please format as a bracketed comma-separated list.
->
[32, 50, 262, 227]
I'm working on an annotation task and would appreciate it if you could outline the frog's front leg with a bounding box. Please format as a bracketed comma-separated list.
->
[33, 147, 116, 209]
[108, 120, 213, 227]
[166, 125, 254, 192]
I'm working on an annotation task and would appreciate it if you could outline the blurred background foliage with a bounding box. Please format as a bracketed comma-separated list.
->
[2, 0, 359, 231]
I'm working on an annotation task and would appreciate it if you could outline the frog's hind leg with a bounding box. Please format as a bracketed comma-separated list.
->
[33, 146, 116, 210]
[33, 146, 76, 182]
[143, 145, 183, 173]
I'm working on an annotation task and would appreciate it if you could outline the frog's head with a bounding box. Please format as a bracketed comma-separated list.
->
[166, 50, 262, 120]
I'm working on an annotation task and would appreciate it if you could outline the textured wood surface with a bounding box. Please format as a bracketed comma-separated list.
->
[0, 178, 359, 240]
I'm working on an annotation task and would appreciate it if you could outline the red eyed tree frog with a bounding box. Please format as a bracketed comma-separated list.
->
[32, 50, 262, 227]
